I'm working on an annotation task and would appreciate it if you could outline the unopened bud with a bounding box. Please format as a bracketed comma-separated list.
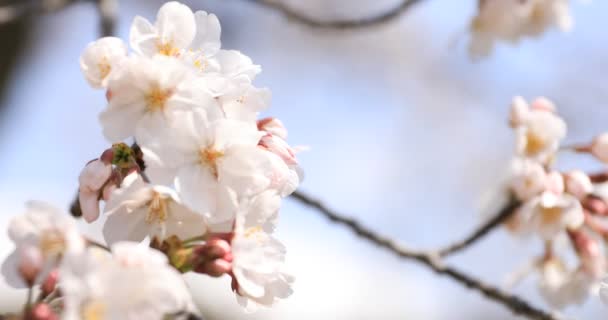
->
[530, 97, 556, 113]
[569, 230, 605, 278]
[196, 259, 232, 277]
[591, 133, 608, 164]
[257, 117, 288, 139]
[41, 269, 59, 297]
[259, 135, 297, 165]
[30, 303, 59, 320]
[205, 239, 231, 259]
[18, 246, 43, 286]
[509, 96, 529, 128]
[583, 196, 608, 215]
[564, 170, 593, 200]
[99, 148, 114, 164]
[545, 171, 565, 195]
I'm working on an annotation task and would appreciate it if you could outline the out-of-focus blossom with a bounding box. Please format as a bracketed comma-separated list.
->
[1, 202, 83, 288]
[61, 242, 197, 320]
[469, 0, 573, 58]
[80, 37, 128, 88]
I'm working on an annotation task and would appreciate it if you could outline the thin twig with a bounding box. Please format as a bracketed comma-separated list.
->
[437, 199, 520, 257]
[289, 191, 561, 320]
[95, 0, 117, 37]
[244, 0, 425, 29]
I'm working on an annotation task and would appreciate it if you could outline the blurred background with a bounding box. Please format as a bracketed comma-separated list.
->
[0, 0, 607, 318]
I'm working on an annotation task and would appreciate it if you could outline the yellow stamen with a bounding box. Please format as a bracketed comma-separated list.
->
[525, 131, 546, 156]
[82, 300, 106, 320]
[146, 191, 169, 224]
[541, 206, 562, 225]
[98, 57, 111, 79]
[199, 148, 224, 178]
[39, 230, 66, 258]
[157, 41, 180, 57]
[144, 85, 172, 112]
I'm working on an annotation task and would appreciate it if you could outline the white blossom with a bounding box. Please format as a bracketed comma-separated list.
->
[470, 0, 573, 58]
[231, 214, 293, 311]
[538, 258, 593, 309]
[514, 99, 566, 163]
[103, 173, 207, 245]
[509, 158, 547, 201]
[99, 55, 216, 143]
[130, 1, 220, 58]
[518, 191, 584, 240]
[564, 170, 593, 200]
[1, 202, 83, 288]
[61, 242, 197, 320]
[142, 110, 278, 223]
[80, 37, 127, 88]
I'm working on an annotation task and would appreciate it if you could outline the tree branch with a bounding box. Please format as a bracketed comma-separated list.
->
[437, 199, 520, 257]
[243, 0, 425, 29]
[0, 0, 115, 37]
[289, 191, 560, 320]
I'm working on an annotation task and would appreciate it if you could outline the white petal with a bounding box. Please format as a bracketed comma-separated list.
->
[155, 1, 196, 50]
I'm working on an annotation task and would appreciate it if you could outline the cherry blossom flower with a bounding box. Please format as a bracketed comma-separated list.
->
[564, 170, 593, 200]
[538, 258, 593, 309]
[1, 202, 83, 288]
[470, 0, 573, 58]
[80, 37, 127, 88]
[509, 158, 547, 201]
[103, 173, 207, 245]
[231, 214, 293, 311]
[512, 98, 566, 163]
[142, 110, 278, 223]
[130, 1, 220, 58]
[99, 55, 216, 143]
[61, 242, 197, 320]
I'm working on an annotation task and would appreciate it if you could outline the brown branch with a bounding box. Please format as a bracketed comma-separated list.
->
[243, 0, 425, 29]
[289, 190, 561, 320]
[0, 0, 115, 37]
[437, 199, 520, 257]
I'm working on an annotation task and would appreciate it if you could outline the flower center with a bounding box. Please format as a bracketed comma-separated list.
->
[98, 57, 111, 80]
[199, 148, 224, 178]
[82, 300, 106, 320]
[525, 131, 546, 156]
[145, 85, 172, 112]
[157, 41, 180, 57]
[541, 206, 562, 225]
[146, 191, 169, 224]
[38, 230, 66, 258]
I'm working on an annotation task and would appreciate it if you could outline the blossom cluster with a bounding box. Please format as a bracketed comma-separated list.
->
[1, 2, 301, 319]
[469, 0, 579, 58]
[504, 96, 608, 309]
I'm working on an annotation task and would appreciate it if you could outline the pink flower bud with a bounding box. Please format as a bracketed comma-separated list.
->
[565, 170, 593, 200]
[18, 246, 43, 286]
[260, 134, 297, 165]
[569, 230, 605, 278]
[582, 196, 608, 215]
[545, 171, 565, 195]
[531, 97, 556, 113]
[509, 96, 529, 128]
[258, 117, 287, 139]
[41, 269, 59, 296]
[100, 148, 114, 164]
[205, 238, 231, 259]
[196, 259, 232, 277]
[79, 159, 112, 192]
[79, 190, 100, 223]
[591, 133, 608, 164]
[30, 303, 59, 320]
